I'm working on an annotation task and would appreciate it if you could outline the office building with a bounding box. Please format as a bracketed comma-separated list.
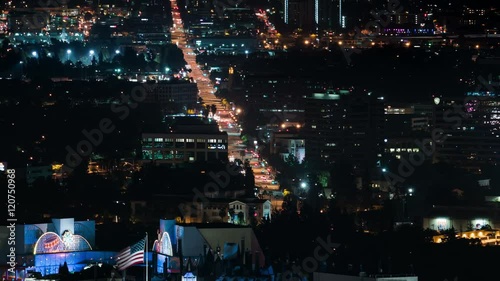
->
[304, 89, 384, 173]
[384, 103, 433, 160]
[141, 117, 228, 164]
[143, 80, 198, 109]
[283, 0, 315, 29]
[432, 92, 500, 173]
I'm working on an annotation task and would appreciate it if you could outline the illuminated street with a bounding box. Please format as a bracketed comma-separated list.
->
[169, 0, 244, 163]
[169, 1, 223, 112]
[169, 0, 281, 197]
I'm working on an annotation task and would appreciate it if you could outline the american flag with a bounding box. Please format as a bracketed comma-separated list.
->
[116, 238, 145, 271]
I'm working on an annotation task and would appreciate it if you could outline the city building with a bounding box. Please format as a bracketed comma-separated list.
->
[141, 117, 229, 164]
[228, 199, 271, 224]
[432, 229, 500, 245]
[423, 206, 499, 232]
[432, 92, 500, 173]
[179, 198, 271, 224]
[270, 128, 305, 163]
[152, 219, 266, 274]
[126, 16, 172, 45]
[0, 218, 114, 278]
[304, 89, 385, 173]
[283, 0, 345, 31]
[381, 22, 435, 36]
[283, 0, 314, 29]
[190, 36, 259, 53]
[239, 72, 326, 111]
[143, 80, 198, 109]
[384, 103, 432, 160]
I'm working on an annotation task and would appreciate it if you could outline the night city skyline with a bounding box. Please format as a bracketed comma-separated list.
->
[0, 0, 499, 281]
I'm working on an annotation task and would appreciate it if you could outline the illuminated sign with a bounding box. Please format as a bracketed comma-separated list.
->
[34, 231, 92, 254]
[153, 232, 173, 256]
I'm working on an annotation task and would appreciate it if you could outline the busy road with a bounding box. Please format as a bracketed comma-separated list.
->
[169, 1, 223, 111]
[169, 0, 244, 162]
[169, 0, 282, 204]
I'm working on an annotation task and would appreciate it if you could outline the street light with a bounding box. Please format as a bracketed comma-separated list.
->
[115, 50, 120, 54]
[301, 182, 307, 188]
[31, 51, 37, 57]
[66, 49, 71, 61]
[89, 50, 95, 56]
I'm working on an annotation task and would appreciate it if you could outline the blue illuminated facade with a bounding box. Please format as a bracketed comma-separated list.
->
[34, 251, 116, 276]
[0, 218, 116, 280]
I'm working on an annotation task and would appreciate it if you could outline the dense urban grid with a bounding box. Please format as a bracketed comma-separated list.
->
[0, 0, 499, 280]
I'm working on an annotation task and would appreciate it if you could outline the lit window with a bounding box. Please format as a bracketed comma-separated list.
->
[155, 138, 163, 142]
[176, 138, 185, 142]
[186, 139, 195, 142]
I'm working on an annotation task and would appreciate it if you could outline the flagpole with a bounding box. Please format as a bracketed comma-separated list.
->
[145, 233, 148, 281]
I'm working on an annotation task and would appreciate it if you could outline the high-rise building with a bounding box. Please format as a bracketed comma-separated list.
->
[304, 89, 385, 173]
[283, 0, 315, 29]
[433, 92, 500, 173]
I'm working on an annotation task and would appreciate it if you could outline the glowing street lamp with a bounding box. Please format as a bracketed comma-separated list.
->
[31, 51, 38, 57]
[301, 182, 307, 188]
[89, 50, 95, 56]
[115, 49, 120, 54]
[66, 49, 71, 61]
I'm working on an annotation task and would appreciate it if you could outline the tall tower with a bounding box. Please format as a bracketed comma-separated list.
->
[284, 0, 289, 24]
[338, 0, 342, 27]
[315, 0, 319, 26]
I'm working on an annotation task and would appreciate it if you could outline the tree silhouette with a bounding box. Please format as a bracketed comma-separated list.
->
[237, 211, 245, 224]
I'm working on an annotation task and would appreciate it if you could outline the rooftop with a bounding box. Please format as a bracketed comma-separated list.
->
[144, 116, 226, 134]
